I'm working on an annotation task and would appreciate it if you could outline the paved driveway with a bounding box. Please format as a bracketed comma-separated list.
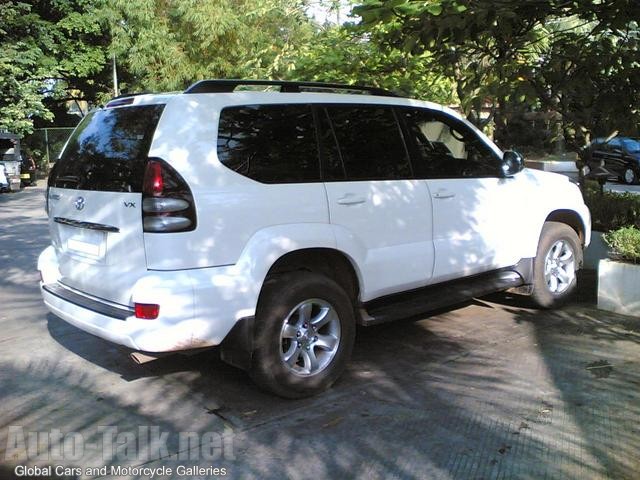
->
[1, 187, 639, 479]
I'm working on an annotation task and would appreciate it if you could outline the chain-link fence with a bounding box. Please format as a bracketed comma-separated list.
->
[23, 127, 75, 174]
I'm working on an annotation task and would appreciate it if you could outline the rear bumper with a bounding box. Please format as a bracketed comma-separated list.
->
[38, 246, 259, 353]
[42, 285, 145, 350]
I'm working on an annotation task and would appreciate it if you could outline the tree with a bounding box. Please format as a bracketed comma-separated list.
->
[286, 21, 457, 104]
[529, 13, 640, 152]
[0, 1, 112, 135]
[354, 0, 640, 154]
[105, 0, 315, 92]
[1, 2, 53, 134]
[355, 1, 549, 129]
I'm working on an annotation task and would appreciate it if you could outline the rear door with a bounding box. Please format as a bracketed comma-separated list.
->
[319, 105, 434, 301]
[47, 104, 164, 306]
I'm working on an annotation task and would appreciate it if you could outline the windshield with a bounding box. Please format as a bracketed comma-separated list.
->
[49, 105, 164, 192]
[622, 138, 640, 153]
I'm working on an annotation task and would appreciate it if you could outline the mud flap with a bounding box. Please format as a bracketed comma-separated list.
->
[219, 316, 255, 371]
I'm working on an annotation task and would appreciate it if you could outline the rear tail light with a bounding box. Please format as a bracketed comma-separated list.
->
[45, 163, 59, 216]
[142, 159, 197, 233]
[143, 160, 164, 196]
[135, 303, 160, 320]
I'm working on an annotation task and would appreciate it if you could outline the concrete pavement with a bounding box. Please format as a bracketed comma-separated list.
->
[1, 186, 639, 479]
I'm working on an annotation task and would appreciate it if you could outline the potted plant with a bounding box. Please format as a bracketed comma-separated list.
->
[598, 226, 640, 316]
[583, 182, 640, 269]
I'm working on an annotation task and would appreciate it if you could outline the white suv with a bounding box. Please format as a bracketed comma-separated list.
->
[39, 80, 591, 397]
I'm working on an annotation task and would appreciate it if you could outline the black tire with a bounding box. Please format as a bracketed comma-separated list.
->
[530, 221, 581, 309]
[250, 272, 355, 398]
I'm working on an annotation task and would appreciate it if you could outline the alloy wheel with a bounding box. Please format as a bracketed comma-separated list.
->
[544, 240, 576, 294]
[279, 298, 341, 376]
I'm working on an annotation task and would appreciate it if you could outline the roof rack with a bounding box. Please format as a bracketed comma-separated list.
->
[183, 79, 398, 97]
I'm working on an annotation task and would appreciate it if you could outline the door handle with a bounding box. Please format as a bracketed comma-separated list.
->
[337, 194, 366, 205]
[433, 189, 456, 199]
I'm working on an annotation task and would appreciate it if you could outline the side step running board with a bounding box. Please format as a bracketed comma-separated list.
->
[360, 270, 524, 326]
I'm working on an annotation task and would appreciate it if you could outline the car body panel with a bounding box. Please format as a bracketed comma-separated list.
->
[325, 180, 435, 301]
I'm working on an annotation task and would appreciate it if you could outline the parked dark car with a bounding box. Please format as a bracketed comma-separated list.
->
[20, 156, 37, 186]
[586, 136, 640, 184]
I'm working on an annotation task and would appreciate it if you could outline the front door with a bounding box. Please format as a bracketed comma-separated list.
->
[399, 107, 525, 283]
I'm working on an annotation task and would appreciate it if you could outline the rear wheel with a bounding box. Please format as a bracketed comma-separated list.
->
[531, 222, 581, 309]
[250, 272, 355, 398]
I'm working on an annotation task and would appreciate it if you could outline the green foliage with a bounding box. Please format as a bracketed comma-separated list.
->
[604, 226, 640, 264]
[0, 0, 111, 135]
[4, 0, 638, 149]
[355, 0, 552, 129]
[286, 23, 456, 104]
[583, 182, 640, 232]
[530, 14, 640, 152]
[105, 0, 314, 92]
[0, 2, 53, 134]
[354, 0, 640, 150]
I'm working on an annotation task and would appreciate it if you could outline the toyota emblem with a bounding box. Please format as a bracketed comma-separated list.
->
[74, 196, 85, 211]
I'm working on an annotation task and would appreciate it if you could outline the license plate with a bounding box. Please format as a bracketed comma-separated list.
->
[20, 173, 30, 179]
[64, 229, 106, 260]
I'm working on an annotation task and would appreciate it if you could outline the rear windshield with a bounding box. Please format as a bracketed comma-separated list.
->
[49, 105, 164, 192]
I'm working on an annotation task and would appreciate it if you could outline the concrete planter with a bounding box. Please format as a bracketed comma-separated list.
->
[598, 259, 640, 317]
[584, 231, 609, 270]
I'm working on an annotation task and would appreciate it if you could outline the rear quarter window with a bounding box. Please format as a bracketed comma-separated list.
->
[50, 105, 164, 192]
[217, 104, 320, 183]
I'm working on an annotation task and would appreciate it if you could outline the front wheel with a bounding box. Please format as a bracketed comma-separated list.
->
[250, 272, 355, 398]
[531, 222, 581, 309]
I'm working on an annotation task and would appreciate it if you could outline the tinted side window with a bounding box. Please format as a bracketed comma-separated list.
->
[50, 105, 164, 192]
[316, 108, 345, 181]
[325, 105, 411, 181]
[400, 108, 499, 179]
[217, 104, 320, 183]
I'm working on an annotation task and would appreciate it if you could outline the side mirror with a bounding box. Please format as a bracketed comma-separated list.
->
[501, 150, 524, 177]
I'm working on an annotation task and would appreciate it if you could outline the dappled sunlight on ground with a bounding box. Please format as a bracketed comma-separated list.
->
[1, 187, 638, 479]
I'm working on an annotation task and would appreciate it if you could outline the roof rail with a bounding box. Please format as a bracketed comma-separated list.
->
[184, 79, 398, 97]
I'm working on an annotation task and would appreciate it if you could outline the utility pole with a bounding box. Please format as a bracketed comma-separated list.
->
[112, 53, 120, 97]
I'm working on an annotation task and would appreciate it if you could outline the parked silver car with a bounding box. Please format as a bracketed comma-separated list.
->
[0, 132, 23, 192]
[0, 163, 9, 192]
